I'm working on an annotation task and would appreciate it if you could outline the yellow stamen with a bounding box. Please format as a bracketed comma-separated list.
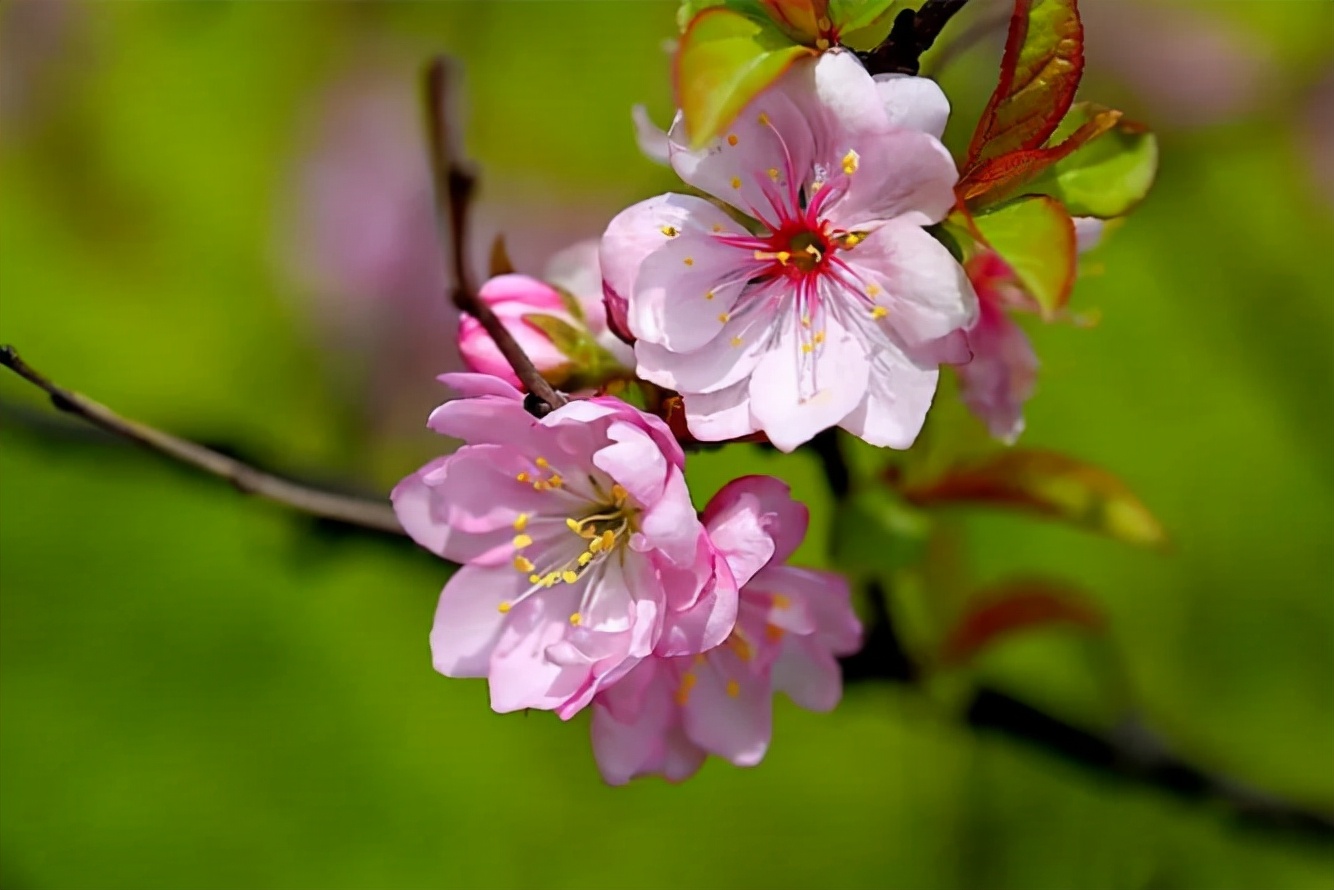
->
[565, 517, 582, 533]
[611, 484, 628, 503]
[757, 112, 770, 126]
[660, 225, 679, 237]
[512, 534, 533, 549]
[817, 15, 832, 29]
[683, 257, 694, 267]
[513, 556, 535, 573]
[712, 223, 723, 233]
[842, 149, 860, 175]
[718, 312, 730, 324]
[765, 624, 785, 642]
[497, 602, 512, 613]
[871, 306, 888, 320]
[535, 457, 550, 469]
[801, 343, 813, 354]
[529, 574, 541, 584]
[810, 180, 824, 193]
[675, 672, 697, 705]
[705, 290, 716, 301]
[730, 176, 742, 190]
[578, 551, 593, 566]
[726, 680, 741, 698]
[726, 133, 738, 146]
[600, 530, 616, 552]
[767, 167, 780, 181]
[815, 37, 830, 50]
[866, 283, 882, 297]
[547, 475, 563, 488]
[589, 536, 604, 554]
[813, 331, 826, 345]
[569, 613, 582, 625]
[772, 594, 791, 609]
[515, 472, 530, 483]
[513, 513, 529, 531]
[730, 635, 753, 661]
[839, 231, 868, 248]
[730, 336, 744, 348]
[562, 571, 579, 585]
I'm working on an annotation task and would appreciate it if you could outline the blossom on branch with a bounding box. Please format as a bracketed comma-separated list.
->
[591, 476, 862, 784]
[601, 50, 977, 452]
[392, 374, 738, 718]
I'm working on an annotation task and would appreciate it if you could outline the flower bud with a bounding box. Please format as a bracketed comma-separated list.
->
[458, 274, 580, 388]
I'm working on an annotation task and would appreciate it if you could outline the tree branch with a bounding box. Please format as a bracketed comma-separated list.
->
[0, 346, 404, 535]
[422, 56, 567, 415]
[860, 0, 972, 76]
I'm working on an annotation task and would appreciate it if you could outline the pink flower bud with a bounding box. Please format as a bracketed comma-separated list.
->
[458, 274, 577, 388]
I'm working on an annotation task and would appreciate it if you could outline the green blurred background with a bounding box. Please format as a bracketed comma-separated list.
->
[2, 1, 1332, 888]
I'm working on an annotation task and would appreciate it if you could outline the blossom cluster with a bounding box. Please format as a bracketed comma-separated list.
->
[393, 0, 1154, 783]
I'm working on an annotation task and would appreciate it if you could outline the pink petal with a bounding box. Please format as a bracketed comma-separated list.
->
[873, 73, 951, 139]
[427, 391, 537, 445]
[845, 219, 979, 346]
[437, 372, 524, 401]
[761, 565, 861, 654]
[839, 347, 939, 449]
[681, 656, 772, 767]
[1074, 216, 1106, 253]
[631, 104, 672, 166]
[430, 564, 526, 678]
[702, 475, 809, 582]
[656, 546, 739, 657]
[682, 380, 758, 442]
[590, 659, 678, 785]
[628, 233, 749, 352]
[823, 126, 958, 230]
[487, 590, 588, 714]
[957, 301, 1038, 444]
[771, 637, 844, 712]
[633, 305, 777, 396]
[748, 311, 870, 452]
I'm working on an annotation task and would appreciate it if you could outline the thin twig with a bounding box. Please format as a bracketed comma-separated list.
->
[0, 346, 404, 535]
[422, 56, 567, 414]
[860, 0, 972, 76]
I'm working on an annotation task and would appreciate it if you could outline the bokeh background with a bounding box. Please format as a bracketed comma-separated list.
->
[2, 1, 1332, 888]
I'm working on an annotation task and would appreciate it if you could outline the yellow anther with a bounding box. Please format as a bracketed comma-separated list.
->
[543, 573, 560, 588]
[767, 167, 780, 181]
[817, 15, 832, 29]
[589, 536, 604, 554]
[776, 250, 791, 264]
[729, 635, 753, 661]
[675, 672, 698, 705]
[765, 624, 786, 642]
[810, 180, 824, 193]
[569, 613, 582, 626]
[726, 680, 741, 698]
[730, 336, 744, 348]
[547, 475, 563, 488]
[814, 331, 826, 344]
[772, 594, 791, 609]
[578, 551, 593, 566]
[871, 306, 888, 320]
[802, 343, 813, 354]
[661, 225, 679, 237]
[717, 312, 730, 324]
[839, 231, 868, 248]
[712, 223, 724, 233]
[611, 483, 629, 502]
[516, 472, 530, 483]
[727, 133, 738, 146]
[683, 257, 694, 267]
[533, 480, 548, 492]
[815, 37, 830, 50]
[801, 315, 811, 328]
[562, 571, 579, 585]
[600, 530, 616, 552]
[842, 149, 860, 175]
[705, 290, 716, 301]
[512, 534, 533, 549]
[529, 574, 541, 584]
[497, 602, 512, 613]
[565, 517, 583, 533]
[730, 176, 742, 190]
[513, 555, 535, 573]
[866, 283, 882, 297]
[757, 112, 770, 126]
[694, 654, 707, 666]
[535, 457, 550, 469]
[513, 513, 529, 531]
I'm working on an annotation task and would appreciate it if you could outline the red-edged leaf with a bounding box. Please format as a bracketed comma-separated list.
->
[965, 196, 1077, 318]
[675, 7, 814, 148]
[940, 578, 1107, 666]
[901, 449, 1168, 548]
[964, 0, 1084, 172]
[960, 105, 1122, 206]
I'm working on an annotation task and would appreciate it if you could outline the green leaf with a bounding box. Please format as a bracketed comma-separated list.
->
[675, 7, 814, 148]
[830, 0, 906, 51]
[1027, 106, 1160, 219]
[939, 578, 1107, 666]
[969, 196, 1077, 317]
[964, 0, 1084, 171]
[677, 0, 770, 32]
[902, 448, 1169, 548]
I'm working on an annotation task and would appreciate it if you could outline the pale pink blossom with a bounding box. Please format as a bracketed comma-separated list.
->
[393, 374, 738, 718]
[958, 219, 1106, 443]
[460, 241, 635, 389]
[601, 51, 976, 452]
[590, 476, 862, 784]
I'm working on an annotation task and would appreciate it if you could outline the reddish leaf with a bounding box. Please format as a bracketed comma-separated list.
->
[959, 105, 1122, 206]
[964, 0, 1084, 172]
[964, 196, 1077, 318]
[901, 449, 1168, 548]
[940, 579, 1106, 666]
[760, 0, 832, 44]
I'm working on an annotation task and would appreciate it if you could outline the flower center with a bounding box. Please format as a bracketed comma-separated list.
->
[753, 224, 834, 280]
[500, 459, 639, 625]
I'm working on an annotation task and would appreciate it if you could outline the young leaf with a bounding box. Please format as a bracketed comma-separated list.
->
[968, 196, 1076, 318]
[939, 578, 1107, 666]
[959, 104, 1122, 206]
[676, 7, 814, 148]
[829, 0, 904, 50]
[677, 0, 770, 32]
[964, 0, 1084, 172]
[1026, 108, 1160, 219]
[901, 449, 1168, 548]
[759, 0, 829, 44]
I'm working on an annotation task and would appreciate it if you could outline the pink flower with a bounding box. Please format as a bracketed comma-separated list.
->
[590, 476, 862, 784]
[392, 374, 738, 718]
[601, 51, 976, 452]
[459, 241, 635, 389]
[958, 218, 1106, 443]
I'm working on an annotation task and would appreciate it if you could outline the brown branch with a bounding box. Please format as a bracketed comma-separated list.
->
[0, 345, 404, 535]
[422, 56, 567, 415]
[860, 0, 972, 76]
